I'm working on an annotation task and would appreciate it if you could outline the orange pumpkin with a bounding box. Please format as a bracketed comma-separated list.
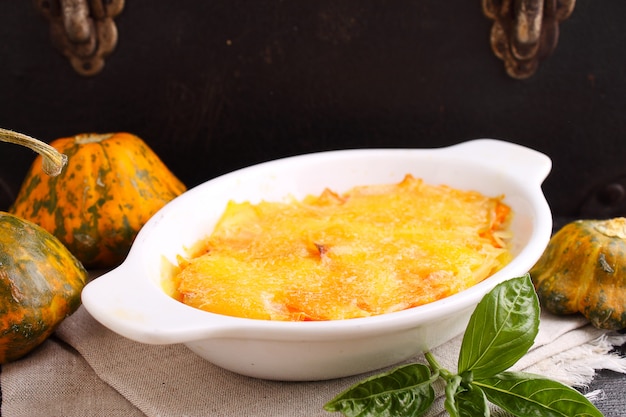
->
[10, 132, 186, 268]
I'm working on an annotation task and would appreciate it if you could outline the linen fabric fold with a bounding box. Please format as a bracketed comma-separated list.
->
[2, 306, 626, 417]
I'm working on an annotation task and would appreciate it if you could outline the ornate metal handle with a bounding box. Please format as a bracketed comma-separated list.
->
[33, 0, 572, 79]
[34, 0, 125, 76]
[483, 0, 576, 79]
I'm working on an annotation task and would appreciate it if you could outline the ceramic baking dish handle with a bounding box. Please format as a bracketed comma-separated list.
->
[81, 261, 235, 345]
[444, 139, 552, 185]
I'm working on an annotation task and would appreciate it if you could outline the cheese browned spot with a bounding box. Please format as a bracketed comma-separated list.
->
[174, 175, 512, 321]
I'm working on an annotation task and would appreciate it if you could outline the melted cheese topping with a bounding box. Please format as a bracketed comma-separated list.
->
[173, 175, 512, 321]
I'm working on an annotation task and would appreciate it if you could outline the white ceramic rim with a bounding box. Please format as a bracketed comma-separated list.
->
[81, 138, 553, 344]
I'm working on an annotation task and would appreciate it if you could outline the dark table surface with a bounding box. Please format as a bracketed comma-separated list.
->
[591, 374, 626, 416]
[582, 341, 626, 417]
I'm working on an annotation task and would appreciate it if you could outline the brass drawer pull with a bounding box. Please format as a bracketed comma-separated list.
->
[483, 0, 576, 79]
[34, 0, 125, 76]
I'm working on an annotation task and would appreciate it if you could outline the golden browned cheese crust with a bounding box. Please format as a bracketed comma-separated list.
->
[174, 175, 512, 321]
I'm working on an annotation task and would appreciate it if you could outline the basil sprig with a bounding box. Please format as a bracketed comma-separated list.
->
[324, 275, 604, 417]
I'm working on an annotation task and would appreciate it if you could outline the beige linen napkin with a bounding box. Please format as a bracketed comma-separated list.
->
[2, 306, 626, 417]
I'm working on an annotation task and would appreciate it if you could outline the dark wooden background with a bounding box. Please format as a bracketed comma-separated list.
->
[1, 2, 626, 415]
[2, 1, 626, 219]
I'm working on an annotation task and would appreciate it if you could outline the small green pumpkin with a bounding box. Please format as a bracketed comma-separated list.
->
[0, 128, 87, 363]
[9, 132, 187, 268]
[530, 217, 626, 330]
[0, 212, 87, 363]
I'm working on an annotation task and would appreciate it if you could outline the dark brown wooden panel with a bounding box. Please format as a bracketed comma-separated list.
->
[2, 1, 626, 218]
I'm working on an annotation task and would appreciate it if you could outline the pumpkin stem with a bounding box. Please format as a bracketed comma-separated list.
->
[74, 133, 115, 144]
[0, 128, 68, 176]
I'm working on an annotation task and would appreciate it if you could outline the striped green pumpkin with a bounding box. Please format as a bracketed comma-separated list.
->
[530, 217, 626, 330]
[0, 212, 87, 363]
[10, 132, 186, 268]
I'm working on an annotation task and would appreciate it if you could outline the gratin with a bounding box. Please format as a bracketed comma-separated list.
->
[172, 174, 512, 321]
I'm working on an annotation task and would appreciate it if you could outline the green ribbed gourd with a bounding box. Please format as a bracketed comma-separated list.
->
[530, 217, 626, 330]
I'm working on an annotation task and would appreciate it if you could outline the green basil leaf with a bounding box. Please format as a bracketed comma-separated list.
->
[444, 377, 490, 417]
[458, 274, 539, 379]
[475, 371, 604, 417]
[444, 375, 463, 417]
[444, 378, 490, 417]
[323, 363, 437, 417]
[456, 384, 490, 417]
